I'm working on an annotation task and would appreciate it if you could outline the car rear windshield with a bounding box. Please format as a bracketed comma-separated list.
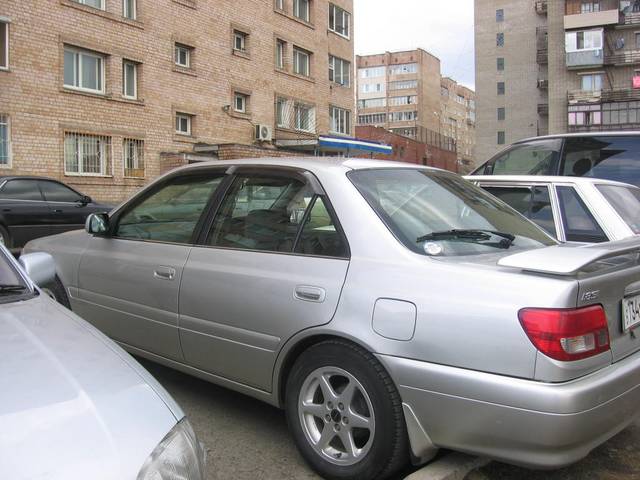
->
[348, 169, 556, 257]
[596, 184, 640, 234]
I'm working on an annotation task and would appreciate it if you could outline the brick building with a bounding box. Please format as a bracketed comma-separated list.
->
[440, 77, 476, 173]
[355, 126, 458, 172]
[0, 0, 354, 202]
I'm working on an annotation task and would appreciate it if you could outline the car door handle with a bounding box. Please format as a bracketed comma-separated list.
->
[53, 209, 63, 214]
[294, 285, 326, 303]
[154, 266, 176, 281]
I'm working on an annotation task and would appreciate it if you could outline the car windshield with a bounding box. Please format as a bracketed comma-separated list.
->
[0, 249, 31, 302]
[596, 184, 640, 234]
[349, 169, 556, 257]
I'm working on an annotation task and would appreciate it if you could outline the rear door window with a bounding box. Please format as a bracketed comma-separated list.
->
[556, 186, 608, 242]
[39, 181, 83, 203]
[484, 139, 562, 175]
[596, 184, 640, 234]
[561, 136, 640, 187]
[0, 180, 44, 201]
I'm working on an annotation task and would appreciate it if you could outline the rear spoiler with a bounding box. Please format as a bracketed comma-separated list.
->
[498, 237, 640, 276]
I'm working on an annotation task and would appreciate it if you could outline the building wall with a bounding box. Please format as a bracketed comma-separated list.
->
[0, 0, 354, 203]
[474, 0, 548, 164]
[440, 77, 476, 172]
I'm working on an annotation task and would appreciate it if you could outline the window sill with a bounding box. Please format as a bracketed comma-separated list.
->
[60, 0, 145, 29]
[0, 67, 9, 72]
[173, 134, 198, 143]
[275, 69, 316, 83]
[328, 29, 350, 41]
[232, 49, 251, 60]
[172, 66, 198, 77]
[229, 110, 252, 121]
[330, 82, 351, 90]
[114, 96, 145, 106]
[172, 0, 197, 9]
[64, 173, 114, 178]
[274, 9, 315, 29]
[61, 87, 110, 99]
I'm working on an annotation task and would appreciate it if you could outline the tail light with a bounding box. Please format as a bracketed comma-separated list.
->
[519, 306, 610, 361]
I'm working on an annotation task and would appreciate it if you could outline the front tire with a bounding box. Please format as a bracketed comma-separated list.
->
[285, 340, 409, 480]
[41, 275, 71, 309]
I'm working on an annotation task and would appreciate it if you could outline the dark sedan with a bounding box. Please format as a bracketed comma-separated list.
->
[0, 176, 111, 249]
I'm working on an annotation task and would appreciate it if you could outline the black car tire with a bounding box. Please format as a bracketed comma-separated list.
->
[285, 339, 409, 480]
[42, 275, 71, 309]
[0, 225, 12, 249]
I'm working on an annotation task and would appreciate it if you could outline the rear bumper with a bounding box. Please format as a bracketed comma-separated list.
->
[379, 350, 640, 468]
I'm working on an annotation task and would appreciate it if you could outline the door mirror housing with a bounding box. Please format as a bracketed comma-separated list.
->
[86, 213, 110, 236]
[19, 252, 56, 287]
[79, 195, 92, 205]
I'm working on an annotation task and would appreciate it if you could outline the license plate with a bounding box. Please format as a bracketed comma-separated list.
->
[622, 294, 640, 331]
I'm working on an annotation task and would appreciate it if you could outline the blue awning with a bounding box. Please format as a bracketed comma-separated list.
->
[318, 136, 393, 154]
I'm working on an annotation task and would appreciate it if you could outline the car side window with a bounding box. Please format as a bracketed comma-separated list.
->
[556, 186, 608, 243]
[561, 136, 640, 187]
[116, 174, 224, 244]
[294, 196, 348, 258]
[39, 181, 82, 203]
[206, 174, 310, 253]
[0, 180, 44, 201]
[482, 186, 531, 215]
[488, 139, 562, 175]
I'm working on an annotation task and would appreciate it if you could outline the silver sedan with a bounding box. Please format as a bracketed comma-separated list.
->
[25, 158, 640, 480]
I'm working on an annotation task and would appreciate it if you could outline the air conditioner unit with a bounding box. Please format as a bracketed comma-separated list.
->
[255, 124, 273, 142]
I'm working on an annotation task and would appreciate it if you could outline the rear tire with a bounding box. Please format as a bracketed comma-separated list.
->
[41, 275, 71, 309]
[285, 339, 409, 480]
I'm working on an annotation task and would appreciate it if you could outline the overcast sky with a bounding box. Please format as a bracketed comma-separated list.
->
[353, 0, 475, 90]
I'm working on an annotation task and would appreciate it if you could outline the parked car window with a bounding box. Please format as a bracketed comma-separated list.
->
[561, 136, 640, 187]
[484, 139, 562, 175]
[38, 180, 83, 203]
[480, 185, 556, 237]
[349, 169, 555, 257]
[0, 180, 44, 201]
[596, 184, 640, 234]
[556, 186, 608, 243]
[116, 175, 224, 243]
[294, 196, 348, 258]
[207, 174, 312, 253]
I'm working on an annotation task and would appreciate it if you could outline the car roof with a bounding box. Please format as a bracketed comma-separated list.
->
[514, 131, 640, 144]
[171, 157, 443, 175]
[0, 175, 63, 182]
[468, 175, 639, 189]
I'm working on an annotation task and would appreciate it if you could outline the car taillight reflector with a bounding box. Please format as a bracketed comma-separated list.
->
[518, 306, 610, 361]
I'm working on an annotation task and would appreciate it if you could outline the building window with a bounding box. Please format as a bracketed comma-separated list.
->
[328, 55, 350, 86]
[361, 83, 384, 93]
[497, 57, 504, 71]
[276, 97, 287, 127]
[175, 113, 192, 135]
[234, 92, 248, 113]
[388, 95, 417, 106]
[496, 8, 504, 21]
[497, 32, 504, 47]
[174, 43, 191, 68]
[389, 80, 418, 90]
[497, 131, 506, 145]
[275, 0, 284, 10]
[497, 81, 505, 95]
[233, 30, 248, 53]
[123, 138, 144, 178]
[580, 73, 603, 91]
[63, 47, 105, 94]
[293, 47, 310, 76]
[276, 97, 315, 133]
[295, 102, 315, 132]
[74, 0, 104, 9]
[123, 0, 136, 19]
[389, 111, 418, 122]
[580, 1, 600, 13]
[293, 0, 310, 22]
[330, 106, 351, 135]
[358, 113, 386, 125]
[358, 98, 386, 109]
[359, 66, 385, 78]
[123, 60, 138, 99]
[64, 132, 111, 176]
[276, 39, 286, 69]
[497, 107, 505, 121]
[635, 32, 640, 49]
[389, 63, 418, 75]
[0, 20, 8, 70]
[0, 115, 9, 166]
[565, 29, 602, 52]
[328, 4, 350, 38]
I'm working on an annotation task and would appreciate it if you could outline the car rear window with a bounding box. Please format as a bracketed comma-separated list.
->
[561, 136, 640, 187]
[596, 184, 640, 234]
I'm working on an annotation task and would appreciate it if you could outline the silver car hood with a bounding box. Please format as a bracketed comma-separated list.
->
[0, 295, 180, 480]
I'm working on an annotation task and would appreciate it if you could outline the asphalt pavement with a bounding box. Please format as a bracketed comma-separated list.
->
[139, 358, 640, 480]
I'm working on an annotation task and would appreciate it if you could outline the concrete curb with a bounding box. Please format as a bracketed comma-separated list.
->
[404, 453, 490, 480]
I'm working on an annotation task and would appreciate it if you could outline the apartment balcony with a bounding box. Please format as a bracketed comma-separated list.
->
[601, 88, 640, 102]
[535, 0, 547, 15]
[536, 26, 548, 64]
[620, 11, 640, 26]
[566, 49, 604, 69]
[564, 10, 619, 30]
[568, 90, 602, 104]
[537, 78, 549, 89]
[606, 49, 640, 66]
[538, 103, 549, 115]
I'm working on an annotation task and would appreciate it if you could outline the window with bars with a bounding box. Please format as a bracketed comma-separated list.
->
[275, 97, 315, 132]
[497, 33, 504, 47]
[123, 138, 144, 178]
[0, 115, 9, 166]
[328, 55, 350, 86]
[330, 106, 351, 135]
[293, 47, 311, 76]
[64, 132, 111, 176]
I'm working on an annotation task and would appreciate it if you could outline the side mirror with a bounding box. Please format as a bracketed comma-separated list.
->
[19, 252, 56, 287]
[79, 195, 92, 205]
[86, 213, 110, 236]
